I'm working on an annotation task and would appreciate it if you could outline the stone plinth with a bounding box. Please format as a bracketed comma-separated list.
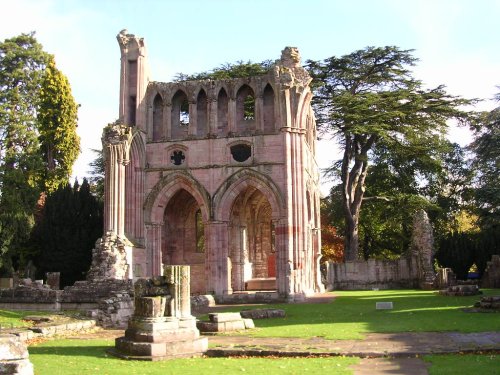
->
[110, 265, 207, 360]
[0, 335, 34, 375]
[196, 312, 254, 333]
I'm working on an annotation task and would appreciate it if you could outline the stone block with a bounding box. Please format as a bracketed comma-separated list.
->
[240, 308, 286, 319]
[209, 312, 242, 322]
[0, 335, 29, 360]
[376, 302, 393, 310]
[243, 318, 255, 329]
[115, 338, 166, 357]
[223, 320, 246, 331]
[125, 327, 199, 343]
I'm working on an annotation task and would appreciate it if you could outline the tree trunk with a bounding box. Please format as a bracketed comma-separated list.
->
[341, 134, 375, 261]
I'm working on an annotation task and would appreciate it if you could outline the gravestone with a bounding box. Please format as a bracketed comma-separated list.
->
[111, 265, 207, 360]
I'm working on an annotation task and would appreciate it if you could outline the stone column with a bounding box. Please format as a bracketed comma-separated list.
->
[146, 222, 163, 276]
[205, 221, 230, 295]
[164, 265, 191, 319]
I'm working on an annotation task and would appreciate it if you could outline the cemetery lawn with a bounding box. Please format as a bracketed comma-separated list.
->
[216, 289, 500, 339]
[28, 338, 358, 375]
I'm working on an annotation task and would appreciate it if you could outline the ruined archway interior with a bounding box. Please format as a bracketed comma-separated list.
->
[162, 189, 206, 294]
[229, 187, 276, 292]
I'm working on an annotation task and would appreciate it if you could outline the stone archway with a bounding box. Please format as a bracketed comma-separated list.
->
[228, 187, 276, 292]
[162, 189, 206, 294]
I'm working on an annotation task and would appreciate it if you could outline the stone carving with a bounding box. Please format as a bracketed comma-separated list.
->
[111, 265, 207, 360]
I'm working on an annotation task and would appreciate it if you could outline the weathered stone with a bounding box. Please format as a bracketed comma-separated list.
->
[111, 266, 207, 360]
[0, 335, 33, 375]
[45, 272, 60, 290]
[240, 308, 286, 319]
[481, 255, 500, 288]
[209, 312, 242, 323]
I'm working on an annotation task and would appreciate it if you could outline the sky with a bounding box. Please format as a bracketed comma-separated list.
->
[1, 0, 499, 195]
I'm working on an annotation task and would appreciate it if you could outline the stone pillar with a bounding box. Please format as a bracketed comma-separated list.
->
[164, 265, 191, 319]
[116, 30, 150, 129]
[205, 221, 230, 295]
[146, 222, 163, 276]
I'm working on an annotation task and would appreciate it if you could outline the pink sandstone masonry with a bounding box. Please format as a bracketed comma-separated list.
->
[87, 30, 323, 301]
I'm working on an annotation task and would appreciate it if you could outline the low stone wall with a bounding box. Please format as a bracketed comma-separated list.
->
[326, 257, 420, 290]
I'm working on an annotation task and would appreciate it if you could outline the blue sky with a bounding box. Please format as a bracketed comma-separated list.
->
[1, 0, 499, 193]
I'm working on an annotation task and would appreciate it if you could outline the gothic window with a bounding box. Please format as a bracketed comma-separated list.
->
[170, 150, 185, 166]
[196, 89, 208, 137]
[152, 94, 163, 141]
[263, 84, 275, 133]
[236, 85, 255, 132]
[195, 209, 205, 253]
[171, 90, 189, 139]
[217, 88, 229, 135]
[230, 143, 251, 162]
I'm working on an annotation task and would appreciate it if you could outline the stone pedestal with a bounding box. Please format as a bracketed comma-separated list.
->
[110, 265, 207, 360]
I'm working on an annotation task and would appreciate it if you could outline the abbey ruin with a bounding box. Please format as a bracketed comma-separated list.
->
[87, 30, 323, 300]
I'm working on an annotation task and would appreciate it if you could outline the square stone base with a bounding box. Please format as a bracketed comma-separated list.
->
[112, 336, 208, 360]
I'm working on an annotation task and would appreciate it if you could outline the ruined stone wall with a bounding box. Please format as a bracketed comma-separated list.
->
[326, 257, 420, 290]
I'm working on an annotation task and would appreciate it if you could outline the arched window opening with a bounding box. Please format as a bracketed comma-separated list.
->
[152, 94, 163, 141]
[171, 90, 189, 139]
[236, 85, 255, 133]
[306, 191, 312, 222]
[217, 88, 229, 135]
[243, 95, 255, 120]
[263, 84, 275, 133]
[180, 99, 189, 126]
[196, 89, 208, 137]
[195, 209, 205, 253]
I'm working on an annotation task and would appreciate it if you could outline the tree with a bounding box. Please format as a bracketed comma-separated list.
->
[31, 179, 103, 287]
[0, 33, 49, 274]
[470, 91, 500, 228]
[38, 56, 80, 192]
[306, 46, 474, 260]
[174, 60, 273, 81]
[88, 148, 104, 201]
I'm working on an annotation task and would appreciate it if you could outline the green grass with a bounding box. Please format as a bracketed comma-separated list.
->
[0, 309, 54, 328]
[425, 354, 500, 375]
[29, 339, 359, 375]
[213, 289, 500, 339]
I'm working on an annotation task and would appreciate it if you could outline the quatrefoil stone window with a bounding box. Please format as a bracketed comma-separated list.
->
[170, 150, 186, 166]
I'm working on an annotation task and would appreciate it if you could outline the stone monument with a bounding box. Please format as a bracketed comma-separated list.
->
[111, 265, 207, 360]
[409, 209, 435, 289]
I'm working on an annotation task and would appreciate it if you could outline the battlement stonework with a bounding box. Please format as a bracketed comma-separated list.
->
[88, 30, 323, 300]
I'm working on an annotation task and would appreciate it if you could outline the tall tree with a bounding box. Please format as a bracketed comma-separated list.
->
[470, 91, 500, 228]
[0, 33, 49, 274]
[38, 56, 80, 192]
[306, 47, 474, 260]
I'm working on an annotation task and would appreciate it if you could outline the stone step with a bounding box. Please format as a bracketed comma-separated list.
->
[245, 278, 276, 291]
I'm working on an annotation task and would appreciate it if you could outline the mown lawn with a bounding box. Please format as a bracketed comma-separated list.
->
[0, 309, 54, 328]
[29, 339, 358, 375]
[425, 354, 500, 375]
[213, 289, 500, 339]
